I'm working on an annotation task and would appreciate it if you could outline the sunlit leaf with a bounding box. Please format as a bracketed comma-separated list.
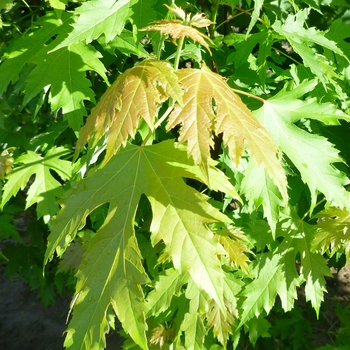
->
[76, 59, 183, 164]
[168, 64, 288, 202]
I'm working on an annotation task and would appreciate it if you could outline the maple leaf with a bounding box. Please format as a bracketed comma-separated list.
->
[167, 64, 288, 202]
[52, 0, 137, 51]
[312, 207, 350, 264]
[0, 12, 73, 96]
[129, 0, 158, 32]
[244, 317, 271, 346]
[246, 0, 263, 35]
[1, 147, 72, 223]
[58, 241, 84, 273]
[181, 283, 207, 350]
[239, 211, 331, 320]
[146, 268, 185, 317]
[238, 252, 283, 327]
[0, 11, 107, 130]
[98, 29, 148, 57]
[242, 157, 284, 234]
[207, 300, 235, 346]
[75, 59, 183, 164]
[45, 140, 236, 349]
[24, 42, 107, 130]
[141, 20, 214, 54]
[214, 224, 251, 274]
[273, 9, 347, 87]
[46, 0, 67, 17]
[287, 214, 332, 316]
[254, 80, 350, 211]
[140, 3, 214, 54]
[0, 147, 15, 180]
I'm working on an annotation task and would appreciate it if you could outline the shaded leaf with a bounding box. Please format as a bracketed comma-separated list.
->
[0, 12, 73, 95]
[146, 268, 184, 317]
[1, 147, 72, 222]
[24, 42, 107, 130]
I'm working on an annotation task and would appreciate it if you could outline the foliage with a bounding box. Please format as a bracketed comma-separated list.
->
[1, 0, 350, 349]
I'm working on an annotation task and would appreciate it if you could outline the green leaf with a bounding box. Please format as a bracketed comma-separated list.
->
[279, 210, 332, 316]
[146, 268, 184, 317]
[1, 147, 72, 222]
[242, 157, 284, 234]
[181, 292, 206, 350]
[98, 29, 148, 57]
[244, 316, 271, 346]
[130, 0, 158, 31]
[52, 0, 138, 51]
[246, 0, 264, 36]
[273, 9, 347, 87]
[0, 12, 72, 95]
[24, 42, 107, 130]
[238, 252, 283, 327]
[46, 140, 234, 349]
[254, 80, 350, 211]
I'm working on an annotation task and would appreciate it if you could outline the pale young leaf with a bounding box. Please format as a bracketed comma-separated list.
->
[141, 20, 213, 54]
[76, 59, 183, 164]
[214, 225, 251, 274]
[164, 3, 186, 21]
[168, 65, 288, 203]
[207, 301, 235, 346]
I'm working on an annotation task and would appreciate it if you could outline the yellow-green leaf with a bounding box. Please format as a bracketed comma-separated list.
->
[313, 207, 350, 264]
[46, 140, 235, 349]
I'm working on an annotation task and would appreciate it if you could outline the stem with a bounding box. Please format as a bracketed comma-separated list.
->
[173, 36, 185, 71]
[141, 104, 175, 146]
[231, 88, 266, 103]
[209, 0, 220, 38]
[273, 47, 302, 65]
[301, 198, 326, 221]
